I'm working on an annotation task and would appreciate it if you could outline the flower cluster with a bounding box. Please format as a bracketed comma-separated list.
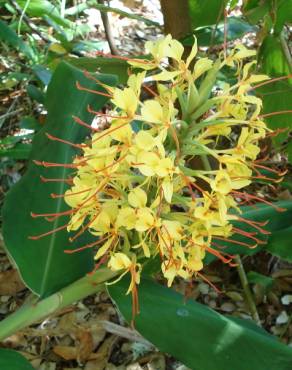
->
[33, 35, 284, 311]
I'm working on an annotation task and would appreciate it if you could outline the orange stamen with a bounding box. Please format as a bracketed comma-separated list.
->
[28, 223, 68, 240]
[76, 81, 112, 98]
[46, 133, 87, 149]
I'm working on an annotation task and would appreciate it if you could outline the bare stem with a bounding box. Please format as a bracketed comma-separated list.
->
[235, 255, 261, 326]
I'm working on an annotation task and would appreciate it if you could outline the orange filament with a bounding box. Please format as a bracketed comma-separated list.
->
[33, 160, 83, 169]
[46, 133, 87, 149]
[252, 163, 288, 176]
[64, 235, 110, 254]
[197, 272, 221, 294]
[69, 211, 101, 242]
[260, 110, 292, 118]
[76, 81, 112, 98]
[142, 84, 158, 97]
[205, 246, 234, 264]
[28, 223, 68, 240]
[72, 116, 100, 132]
[40, 176, 73, 184]
[236, 217, 270, 235]
[232, 191, 286, 212]
[213, 236, 257, 249]
[87, 105, 129, 119]
[250, 74, 292, 91]
[92, 121, 130, 143]
[51, 187, 91, 199]
[31, 209, 74, 218]
[232, 227, 266, 245]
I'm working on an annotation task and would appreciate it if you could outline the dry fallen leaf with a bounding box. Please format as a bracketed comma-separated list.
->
[0, 269, 25, 295]
[53, 345, 78, 361]
[76, 329, 94, 363]
[85, 335, 117, 370]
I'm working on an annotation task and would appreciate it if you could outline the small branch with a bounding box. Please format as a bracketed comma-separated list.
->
[8, 0, 50, 43]
[19, 320, 152, 346]
[98, 0, 119, 55]
[0, 108, 23, 122]
[235, 255, 261, 326]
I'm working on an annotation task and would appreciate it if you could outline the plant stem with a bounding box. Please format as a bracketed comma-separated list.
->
[0, 268, 117, 341]
[280, 31, 292, 73]
[235, 255, 261, 326]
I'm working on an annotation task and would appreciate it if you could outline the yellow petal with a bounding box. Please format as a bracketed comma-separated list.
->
[162, 177, 173, 203]
[116, 207, 136, 230]
[135, 208, 154, 231]
[193, 58, 213, 80]
[135, 130, 156, 151]
[141, 100, 164, 123]
[108, 252, 132, 271]
[94, 236, 114, 260]
[128, 187, 147, 208]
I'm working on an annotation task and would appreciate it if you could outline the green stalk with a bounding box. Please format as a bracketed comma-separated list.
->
[0, 268, 117, 341]
[235, 255, 261, 326]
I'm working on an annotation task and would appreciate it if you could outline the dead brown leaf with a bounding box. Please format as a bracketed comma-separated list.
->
[53, 345, 77, 361]
[76, 329, 94, 363]
[0, 269, 25, 295]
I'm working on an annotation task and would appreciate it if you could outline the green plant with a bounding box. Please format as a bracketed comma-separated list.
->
[1, 2, 292, 368]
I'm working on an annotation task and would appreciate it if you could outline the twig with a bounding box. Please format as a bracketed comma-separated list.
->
[97, 0, 119, 55]
[0, 108, 23, 122]
[8, 0, 50, 43]
[19, 320, 152, 346]
[235, 255, 261, 326]
[99, 320, 152, 346]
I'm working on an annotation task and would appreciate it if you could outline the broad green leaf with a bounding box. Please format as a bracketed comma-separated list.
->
[16, 0, 72, 29]
[266, 226, 292, 262]
[247, 271, 274, 291]
[242, 0, 270, 24]
[182, 17, 256, 47]
[206, 201, 292, 261]
[0, 349, 34, 370]
[274, 0, 292, 33]
[0, 20, 34, 60]
[2, 62, 117, 297]
[257, 35, 292, 143]
[0, 143, 32, 159]
[188, 0, 227, 28]
[109, 277, 292, 370]
[67, 56, 129, 84]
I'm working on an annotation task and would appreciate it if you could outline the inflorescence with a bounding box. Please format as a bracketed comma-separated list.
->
[31, 35, 287, 314]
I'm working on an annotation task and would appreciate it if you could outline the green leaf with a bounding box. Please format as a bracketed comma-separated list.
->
[257, 35, 292, 143]
[66, 56, 129, 84]
[243, 0, 270, 24]
[0, 349, 34, 370]
[2, 62, 117, 297]
[0, 20, 34, 60]
[247, 271, 274, 291]
[188, 0, 227, 28]
[16, 0, 72, 29]
[109, 277, 292, 370]
[206, 201, 292, 262]
[26, 84, 45, 104]
[274, 0, 292, 33]
[182, 17, 256, 47]
[266, 226, 292, 262]
[0, 143, 32, 159]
